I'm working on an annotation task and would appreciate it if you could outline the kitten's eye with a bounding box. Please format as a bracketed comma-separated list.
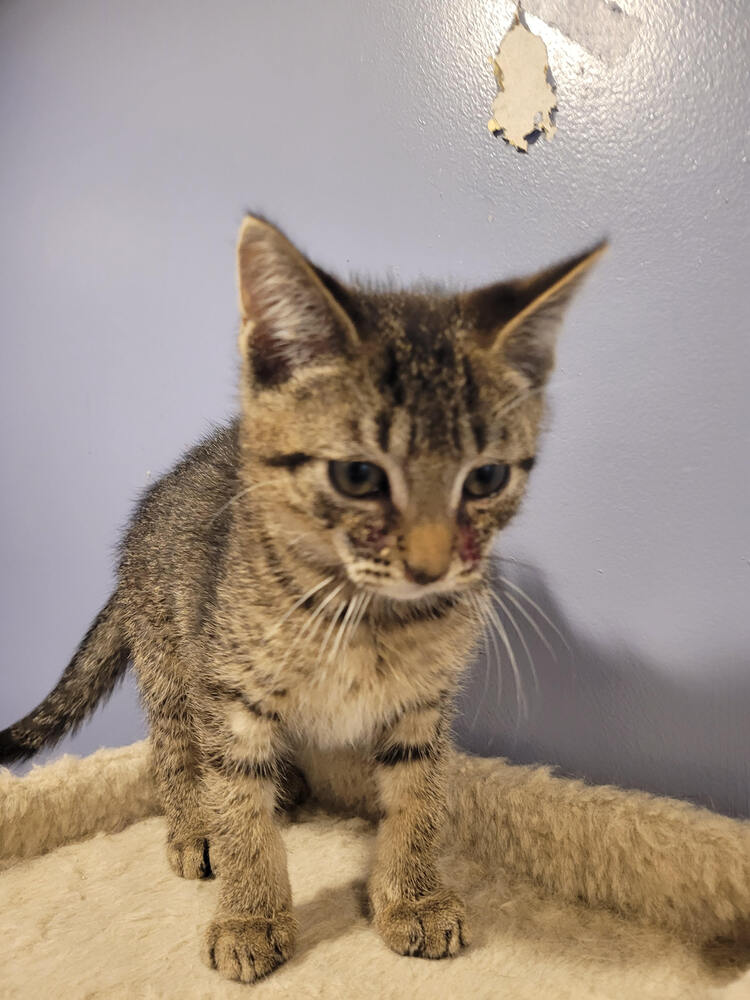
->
[463, 463, 510, 499]
[329, 460, 388, 499]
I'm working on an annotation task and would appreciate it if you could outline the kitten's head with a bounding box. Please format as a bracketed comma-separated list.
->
[236, 215, 604, 603]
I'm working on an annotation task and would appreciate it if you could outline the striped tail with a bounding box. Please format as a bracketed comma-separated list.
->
[0, 593, 130, 765]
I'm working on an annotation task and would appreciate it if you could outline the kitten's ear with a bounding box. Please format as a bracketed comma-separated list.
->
[237, 214, 359, 388]
[462, 241, 607, 386]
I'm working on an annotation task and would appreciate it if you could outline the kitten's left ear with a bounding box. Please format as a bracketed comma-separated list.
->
[462, 241, 607, 386]
[237, 214, 359, 388]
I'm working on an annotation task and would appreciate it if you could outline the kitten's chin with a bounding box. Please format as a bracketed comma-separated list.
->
[366, 578, 473, 603]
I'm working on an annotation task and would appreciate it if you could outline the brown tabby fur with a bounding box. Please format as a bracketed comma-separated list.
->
[0, 215, 604, 983]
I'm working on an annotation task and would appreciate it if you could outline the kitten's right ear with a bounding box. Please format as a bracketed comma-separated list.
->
[237, 215, 359, 389]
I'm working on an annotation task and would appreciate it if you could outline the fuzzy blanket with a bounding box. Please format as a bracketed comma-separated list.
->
[1, 742, 749, 998]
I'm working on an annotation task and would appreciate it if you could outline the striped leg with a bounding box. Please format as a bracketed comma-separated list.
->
[137, 652, 210, 880]
[201, 701, 296, 984]
[369, 702, 469, 959]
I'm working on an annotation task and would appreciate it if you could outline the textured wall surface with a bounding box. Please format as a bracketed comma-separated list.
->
[1, 0, 748, 814]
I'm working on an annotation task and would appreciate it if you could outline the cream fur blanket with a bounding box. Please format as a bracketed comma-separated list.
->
[1, 742, 748, 998]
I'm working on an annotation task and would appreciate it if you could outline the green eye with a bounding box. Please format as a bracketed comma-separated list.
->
[463, 463, 510, 499]
[329, 460, 388, 499]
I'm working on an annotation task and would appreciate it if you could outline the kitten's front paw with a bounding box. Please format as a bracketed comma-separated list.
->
[166, 836, 212, 879]
[202, 912, 297, 983]
[374, 889, 469, 959]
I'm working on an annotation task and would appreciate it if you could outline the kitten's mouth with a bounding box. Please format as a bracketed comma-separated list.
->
[330, 535, 483, 603]
[361, 573, 478, 603]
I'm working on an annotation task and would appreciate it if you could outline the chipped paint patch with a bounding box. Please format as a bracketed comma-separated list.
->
[488, 18, 557, 152]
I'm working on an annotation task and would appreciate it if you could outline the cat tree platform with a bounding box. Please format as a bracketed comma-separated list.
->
[1, 741, 749, 998]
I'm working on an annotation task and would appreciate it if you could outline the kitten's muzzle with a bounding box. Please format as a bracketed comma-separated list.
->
[403, 521, 454, 585]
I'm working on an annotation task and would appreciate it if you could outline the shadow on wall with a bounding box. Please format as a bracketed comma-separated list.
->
[453, 561, 750, 820]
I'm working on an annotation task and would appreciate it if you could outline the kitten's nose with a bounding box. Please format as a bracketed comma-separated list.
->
[403, 562, 445, 586]
[403, 521, 453, 585]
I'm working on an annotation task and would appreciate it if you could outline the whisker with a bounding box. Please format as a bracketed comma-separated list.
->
[469, 587, 486, 630]
[311, 580, 346, 615]
[268, 524, 322, 544]
[274, 530, 318, 547]
[290, 606, 329, 668]
[326, 597, 353, 665]
[468, 593, 495, 732]
[479, 593, 504, 723]
[491, 375, 582, 431]
[500, 589, 557, 663]
[271, 575, 334, 634]
[498, 576, 571, 653]
[351, 591, 372, 637]
[328, 600, 351, 664]
[492, 591, 539, 695]
[465, 591, 502, 736]
[319, 600, 348, 666]
[484, 599, 527, 723]
[277, 580, 343, 670]
[332, 590, 363, 663]
[495, 374, 579, 422]
[493, 553, 539, 572]
[494, 387, 542, 422]
[208, 480, 274, 524]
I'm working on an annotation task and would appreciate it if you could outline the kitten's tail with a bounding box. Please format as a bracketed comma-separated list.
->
[0, 593, 130, 765]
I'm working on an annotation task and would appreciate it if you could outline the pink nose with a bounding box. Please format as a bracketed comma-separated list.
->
[403, 521, 453, 584]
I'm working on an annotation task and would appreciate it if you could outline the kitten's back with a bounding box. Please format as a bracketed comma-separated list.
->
[119, 421, 241, 640]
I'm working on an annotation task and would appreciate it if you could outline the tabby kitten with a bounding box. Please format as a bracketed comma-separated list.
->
[0, 215, 603, 983]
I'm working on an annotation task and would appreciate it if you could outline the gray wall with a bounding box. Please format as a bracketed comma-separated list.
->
[1, 0, 748, 815]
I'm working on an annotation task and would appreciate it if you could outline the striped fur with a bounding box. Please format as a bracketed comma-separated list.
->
[0, 215, 603, 983]
[0, 596, 128, 764]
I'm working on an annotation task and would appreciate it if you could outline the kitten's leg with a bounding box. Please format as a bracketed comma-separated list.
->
[369, 702, 469, 959]
[275, 757, 310, 813]
[201, 703, 296, 984]
[136, 651, 210, 879]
